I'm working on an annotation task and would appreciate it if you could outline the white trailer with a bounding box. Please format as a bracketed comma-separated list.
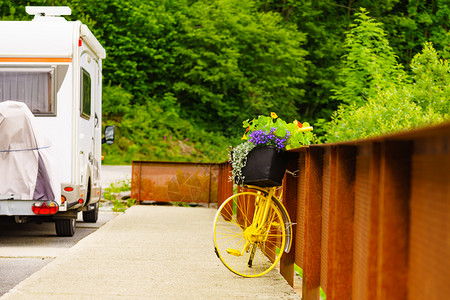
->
[0, 6, 114, 236]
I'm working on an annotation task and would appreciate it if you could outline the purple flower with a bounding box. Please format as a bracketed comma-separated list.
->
[248, 128, 291, 151]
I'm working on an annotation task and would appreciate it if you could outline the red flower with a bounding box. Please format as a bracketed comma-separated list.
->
[294, 120, 303, 128]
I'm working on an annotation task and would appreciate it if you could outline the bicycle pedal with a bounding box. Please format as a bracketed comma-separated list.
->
[226, 248, 242, 257]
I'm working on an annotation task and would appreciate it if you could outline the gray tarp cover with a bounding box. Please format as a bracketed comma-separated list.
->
[0, 101, 60, 201]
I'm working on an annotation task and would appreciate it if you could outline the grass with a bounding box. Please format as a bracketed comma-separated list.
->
[294, 264, 326, 299]
[103, 179, 135, 212]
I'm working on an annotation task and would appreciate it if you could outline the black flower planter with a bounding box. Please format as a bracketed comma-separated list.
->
[237, 146, 289, 187]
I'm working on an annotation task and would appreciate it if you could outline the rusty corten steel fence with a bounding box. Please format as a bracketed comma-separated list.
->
[131, 161, 232, 205]
[215, 122, 450, 299]
[131, 122, 449, 299]
[277, 122, 450, 300]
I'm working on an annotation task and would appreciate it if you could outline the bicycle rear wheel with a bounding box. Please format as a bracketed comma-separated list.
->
[213, 191, 286, 277]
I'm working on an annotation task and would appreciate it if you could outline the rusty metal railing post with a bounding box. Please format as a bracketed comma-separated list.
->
[217, 162, 233, 207]
[302, 146, 324, 300]
[376, 141, 411, 300]
[326, 145, 356, 300]
[280, 151, 300, 286]
[352, 142, 381, 300]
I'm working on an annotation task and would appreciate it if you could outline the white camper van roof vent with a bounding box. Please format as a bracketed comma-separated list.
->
[26, 6, 71, 21]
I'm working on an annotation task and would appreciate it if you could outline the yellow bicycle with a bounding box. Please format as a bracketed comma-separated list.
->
[213, 185, 293, 277]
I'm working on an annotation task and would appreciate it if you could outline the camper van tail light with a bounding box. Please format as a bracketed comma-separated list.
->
[64, 187, 74, 192]
[32, 201, 58, 215]
[79, 38, 82, 47]
[78, 199, 84, 204]
[61, 196, 66, 204]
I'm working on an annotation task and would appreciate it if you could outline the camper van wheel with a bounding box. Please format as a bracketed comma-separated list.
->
[83, 203, 99, 223]
[55, 218, 76, 237]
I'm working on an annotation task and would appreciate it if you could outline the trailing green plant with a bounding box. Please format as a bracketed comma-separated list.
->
[228, 140, 255, 184]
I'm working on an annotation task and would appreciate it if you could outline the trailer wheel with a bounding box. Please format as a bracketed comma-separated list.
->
[55, 218, 76, 237]
[83, 203, 99, 223]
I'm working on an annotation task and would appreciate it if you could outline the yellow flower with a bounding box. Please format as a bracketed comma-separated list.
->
[270, 112, 278, 119]
[241, 134, 247, 140]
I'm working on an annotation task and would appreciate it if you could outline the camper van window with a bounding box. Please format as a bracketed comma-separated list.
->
[80, 68, 91, 119]
[0, 67, 55, 115]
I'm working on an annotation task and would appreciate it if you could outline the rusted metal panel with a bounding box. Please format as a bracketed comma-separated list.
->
[131, 161, 220, 204]
[302, 147, 323, 300]
[408, 133, 450, 300]
[376, 141, 411, 300]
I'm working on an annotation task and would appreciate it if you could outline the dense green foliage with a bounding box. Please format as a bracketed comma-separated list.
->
[1, 1, 448, 163]
[258, 1, 449, 125]
[325, 10, 449, 142]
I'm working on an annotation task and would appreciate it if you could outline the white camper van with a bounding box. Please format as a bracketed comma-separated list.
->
[0, 6, 114, 236]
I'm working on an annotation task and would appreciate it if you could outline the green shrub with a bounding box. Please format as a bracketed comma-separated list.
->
[326, 10, 449, 143]
[326, 88, 444, 142]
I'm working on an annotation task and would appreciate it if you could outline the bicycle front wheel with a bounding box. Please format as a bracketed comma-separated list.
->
[213, 192, 286, 277]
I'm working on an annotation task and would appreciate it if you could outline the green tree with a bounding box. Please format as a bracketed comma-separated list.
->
[68, 0, 308, 136]
[332, 8, 408, 106]
[410, 42, 450, 116]
[171, 0, 308, 134]
[102, 84, 133, 122]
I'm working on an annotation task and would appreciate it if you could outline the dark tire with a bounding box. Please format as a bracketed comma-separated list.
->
[55, 218, 76, 237]
[82, 203, 99, 223]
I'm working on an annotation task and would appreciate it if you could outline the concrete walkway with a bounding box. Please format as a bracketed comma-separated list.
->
[1, 205, 299, 299]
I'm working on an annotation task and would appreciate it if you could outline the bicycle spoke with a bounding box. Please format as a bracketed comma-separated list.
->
[217, 217, 245, 231]
[234, 197, 252, 228]
[216, 234, 242, 248]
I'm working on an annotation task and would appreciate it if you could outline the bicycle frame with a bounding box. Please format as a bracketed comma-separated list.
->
[238, 185, 293, 256]
[252, 187, 276, 229]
